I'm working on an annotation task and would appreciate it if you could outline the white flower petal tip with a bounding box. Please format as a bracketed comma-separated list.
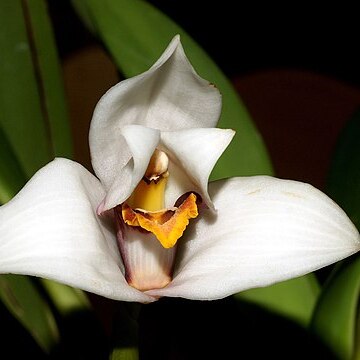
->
[150, 34, 181, 70]
[0, 158, 154, 303]
[89, 36, 222, 195]
[147, 176, 360, 301]
[120, 125, 160, 190]
[161, 128, 235, 210]
[99, 125, 161, 213]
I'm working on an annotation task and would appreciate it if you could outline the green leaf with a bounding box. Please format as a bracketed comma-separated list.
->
[0, 125, 27, 203]
[40, 279, 91, 317]
[310, 258, 360, 360]
[0, 0, 51, 176]
[72, 0, 273, 178]
[327, 109, 360, 229]
[355, 306, 360, 360]
[0, 0, 73, 180]
[0, 275, 59, 353]
[110, 347, 139, 360]
[310, 109, 360, 359]
[25, 0, 73, 158]
[110, 303, 141, 360]
[235, 274, 320, 327]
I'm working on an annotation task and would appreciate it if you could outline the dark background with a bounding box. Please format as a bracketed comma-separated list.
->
[50, 1, 360, 88]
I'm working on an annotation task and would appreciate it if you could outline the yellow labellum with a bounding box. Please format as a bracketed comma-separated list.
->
[122, 193, 198, 248]
[122, 149, 199, 248]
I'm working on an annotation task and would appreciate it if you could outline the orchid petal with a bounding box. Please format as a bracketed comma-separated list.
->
[0, 158, 154, 303]
[147, 176, 360, 300]
[90, 35, 221, 189]
[161, 128, 235, 209]
[99, 125, 160, 213]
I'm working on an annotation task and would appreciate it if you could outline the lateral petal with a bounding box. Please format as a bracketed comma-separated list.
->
[147, 176, 360, 300]
[161, 128, 235, 209]
[98, 125, 160, 213]
[0, 158, 154, 303]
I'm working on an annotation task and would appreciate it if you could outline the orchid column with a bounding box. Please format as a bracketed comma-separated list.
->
[0, 36, 359, 303]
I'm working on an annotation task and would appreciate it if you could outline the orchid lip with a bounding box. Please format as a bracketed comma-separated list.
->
[121, 192, 199, 249]
[114, 208, 176, 292]
[119, 148, 200, 249]
[114, 147, 202, 291]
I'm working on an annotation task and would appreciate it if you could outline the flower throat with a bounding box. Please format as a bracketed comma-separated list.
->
[121, 149, 199, 248]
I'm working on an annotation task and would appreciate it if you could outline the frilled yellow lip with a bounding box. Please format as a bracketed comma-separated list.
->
[122, 193, 198, 248]
[120, 148, 199, 248]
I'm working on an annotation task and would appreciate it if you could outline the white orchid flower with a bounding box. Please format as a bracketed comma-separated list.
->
[0, 36, 359, 304]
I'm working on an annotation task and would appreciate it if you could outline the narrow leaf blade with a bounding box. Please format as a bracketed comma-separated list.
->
[327, 109, 360, 229]
[25, 0, 73, 158]
[311, 258, 360, 360]
[0, 275, 59, 353]
[310, 109, 360, 359]
[40, 279, 90, 316]
[0, 0, 51, 176]
[236, 274, 320, 327]
[0, 125, 27, 203]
